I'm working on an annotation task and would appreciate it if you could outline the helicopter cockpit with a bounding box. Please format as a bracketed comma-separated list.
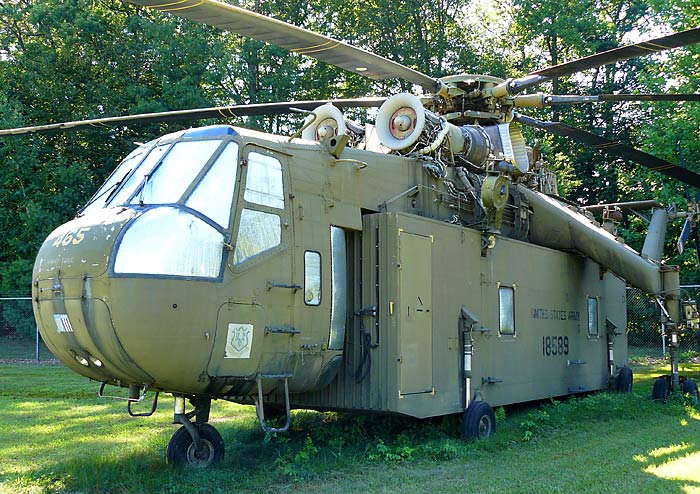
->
[33, 124, 313, 396]
[78, 124, 287, 281]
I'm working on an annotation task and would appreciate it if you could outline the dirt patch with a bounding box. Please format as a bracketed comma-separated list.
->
[630, 355, 700, 366]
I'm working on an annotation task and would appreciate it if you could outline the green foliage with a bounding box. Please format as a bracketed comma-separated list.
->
[1, 0, 700, 295]
[274, 435, 320, 480]
[494, 405, 506, 423]
[1, 301, 34, 338]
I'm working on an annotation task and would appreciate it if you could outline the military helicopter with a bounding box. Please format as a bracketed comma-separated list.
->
[4, 0, 700, 468]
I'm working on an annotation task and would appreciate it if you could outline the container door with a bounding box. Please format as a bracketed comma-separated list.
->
[398, 231, 433, 395]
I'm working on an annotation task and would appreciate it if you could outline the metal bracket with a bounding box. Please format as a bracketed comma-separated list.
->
[481, 376, 503, 384]
[98, 382, 146, 402]
[331, 158, 368, 170]
[567, 359, 587, 366]
[267, 281, 301, 292]
[355, 306, 377, 317]
[265, 326, 301, 335]
[481, 233, 496, 257]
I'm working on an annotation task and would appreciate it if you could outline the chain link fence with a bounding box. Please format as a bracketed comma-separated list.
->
[0, 295, 53, 361]
[627, 285, 700, 360]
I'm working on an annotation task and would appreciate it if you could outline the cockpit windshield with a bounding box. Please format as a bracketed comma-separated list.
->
[84, 125, 247, 280]
[81, 134, 237, 218]
[109, 144, 171, 207]
[131, 140, 222, 206]
[81, 145, 151, 215]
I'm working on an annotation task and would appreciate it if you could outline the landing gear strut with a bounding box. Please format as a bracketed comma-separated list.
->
[167, 396, 224, 468]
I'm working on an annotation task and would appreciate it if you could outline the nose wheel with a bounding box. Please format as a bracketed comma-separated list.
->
[168, 395, 225, 468]
[167, 423, 225, 468]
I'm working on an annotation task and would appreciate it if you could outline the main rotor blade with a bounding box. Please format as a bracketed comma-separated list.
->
[514, 113, 700, 188]
[129, 0, 440, 93]
[514, 93, 700, 107]
[499, 28, 700, 96]
[0, 98, 386, 137]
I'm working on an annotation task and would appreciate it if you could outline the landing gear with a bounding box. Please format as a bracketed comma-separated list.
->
[167, 423, 225, 468]
[615, 367, 633, 393]
[167, 396, 224, 468]
[461, 400, 495, 440]
[682, 378, 700, 405]
[652, 377, 669, 402]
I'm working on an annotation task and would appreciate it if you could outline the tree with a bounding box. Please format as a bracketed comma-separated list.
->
[0, 0, 231, 294]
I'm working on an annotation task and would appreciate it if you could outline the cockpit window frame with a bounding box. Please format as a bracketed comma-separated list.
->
[227, 143, 290, 272]
[104, 134, 292, 281]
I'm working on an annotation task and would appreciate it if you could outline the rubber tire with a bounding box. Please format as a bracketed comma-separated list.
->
[652, 377, 669, 402]
[167, 423, 225, 468]
[682, 379, 700, 404]
[616, 367, 633, 393]
[461, 401, 496, 440]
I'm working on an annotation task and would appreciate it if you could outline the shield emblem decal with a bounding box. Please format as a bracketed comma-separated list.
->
[225, 323, 254, 359]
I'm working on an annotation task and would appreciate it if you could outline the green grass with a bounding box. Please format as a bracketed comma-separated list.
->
[1, 363, 699, 494]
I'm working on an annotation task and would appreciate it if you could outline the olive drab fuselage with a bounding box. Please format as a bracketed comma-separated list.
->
[34, 124, 629, 419]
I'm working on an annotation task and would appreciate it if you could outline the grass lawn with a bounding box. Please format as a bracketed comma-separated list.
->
[0, 362, 699, 494]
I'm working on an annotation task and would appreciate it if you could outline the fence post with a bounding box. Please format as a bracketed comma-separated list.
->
[662, 331, 666, 356]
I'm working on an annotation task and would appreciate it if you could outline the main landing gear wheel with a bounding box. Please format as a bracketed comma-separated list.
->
[167, 423, 225, 468]
[682, 379, 700, 405]
[652, 377, 669, 402]
[461, 401, 496, 440]
[616, 366, 633, 393]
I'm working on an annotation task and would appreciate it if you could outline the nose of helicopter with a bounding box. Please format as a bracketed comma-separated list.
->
[32, 207, 153, 385]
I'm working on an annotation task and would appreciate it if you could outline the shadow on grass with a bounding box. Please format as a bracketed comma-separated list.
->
[3, 363, 700, 494]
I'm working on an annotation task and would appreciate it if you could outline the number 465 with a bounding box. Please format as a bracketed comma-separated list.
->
[51, 227, 91, 247]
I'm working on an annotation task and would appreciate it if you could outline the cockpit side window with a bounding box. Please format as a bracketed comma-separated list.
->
[231, 150, 287, 267]
[185, 142, 239, 229]
[244, 152, 284, 209]
[233, 209, 281, 264]
[132, 139, 222, 205]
